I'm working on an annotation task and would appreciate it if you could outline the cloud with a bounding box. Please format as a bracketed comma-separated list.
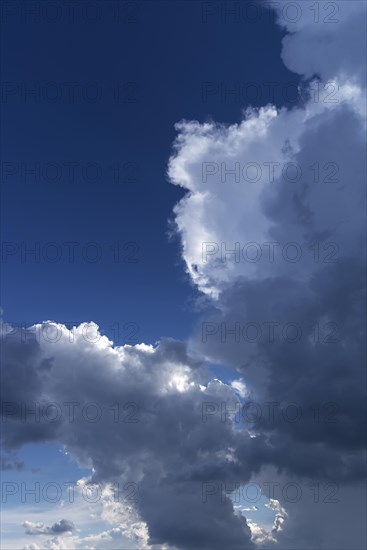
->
[2, 1, 366, 549]
[1, 451, 24, 471]
[168, 83, 365, 297]
[22, 526, 140, 550]
[168, 0, 366, 298]
[268, 0, 366, 86]
[166, 1, 366, 548]
[23, 519, 75, 536]
[1, 323, 256, 549]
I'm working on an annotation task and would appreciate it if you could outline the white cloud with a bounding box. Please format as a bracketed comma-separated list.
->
[268, 0, 366, 86]
[168, 80, 365, 297]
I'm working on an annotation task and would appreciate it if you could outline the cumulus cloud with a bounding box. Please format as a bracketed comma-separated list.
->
[169, 0, 366, 298]
[166, 0, 366, 548]
[1, 322, 257, 549]
[2, 1, 366, 549]
[168, 83, 365, 297]
[269, 0, 367, 86]
[23, 519, 75, 536]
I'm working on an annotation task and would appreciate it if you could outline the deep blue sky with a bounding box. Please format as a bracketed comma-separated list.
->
[1, 0, 299, 344]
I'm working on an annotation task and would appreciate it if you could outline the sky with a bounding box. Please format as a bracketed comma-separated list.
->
[1, 0, 300, 344]
[1, 1, 366, 549]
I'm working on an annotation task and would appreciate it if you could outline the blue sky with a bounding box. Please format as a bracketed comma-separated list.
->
[1, 0, 299, 344]
[1, 2, 366, 549]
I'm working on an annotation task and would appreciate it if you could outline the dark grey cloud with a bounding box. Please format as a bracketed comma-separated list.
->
[1, 326, 256, 549]
[167, 3, 366, 547]
[0, 451, 24, 471]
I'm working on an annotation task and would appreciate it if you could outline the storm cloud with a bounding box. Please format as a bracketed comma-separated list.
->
[1, 1, 366, 548]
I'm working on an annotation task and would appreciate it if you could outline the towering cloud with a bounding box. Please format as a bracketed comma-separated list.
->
[167, 0, 366, 547]
[1, 1, 366, 548]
